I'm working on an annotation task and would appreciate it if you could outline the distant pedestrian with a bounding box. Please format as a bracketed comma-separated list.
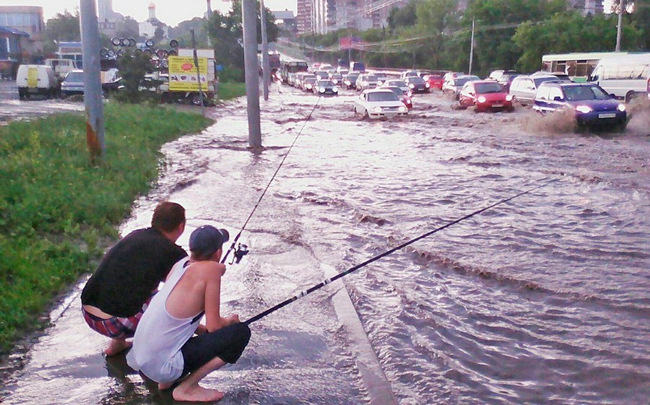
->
[81, 201, 188, 356]
[127, 225, 250, 403]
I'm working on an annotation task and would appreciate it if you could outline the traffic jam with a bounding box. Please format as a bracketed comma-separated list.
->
[274, 57, 649, 133]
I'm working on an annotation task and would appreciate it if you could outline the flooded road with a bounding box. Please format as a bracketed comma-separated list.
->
[0, 80, 84, 124]
[2, 83, 649, 404]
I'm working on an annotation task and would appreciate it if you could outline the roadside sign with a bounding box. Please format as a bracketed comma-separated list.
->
[168, 56, 208, 91]
[216, 64, 224, 71]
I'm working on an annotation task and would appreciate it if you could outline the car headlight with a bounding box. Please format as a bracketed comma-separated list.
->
[576, 105, 592, 114]
[332, 80, 338, 84]
[505, 95, 513, 101]
[344, 80, 350, 85]
[306, 84, 312, 89]
[617, 104, 626, 112]
[319, 87, 325, 92]
[409, 84, 415, 88]
[425, 83, 430, 87]
[372, 107, 382, 113]
[408, 91, 413, 97]
[398, 106, 407, 112]
[478, 96, 487, 103]
[333, 87, 338, 92]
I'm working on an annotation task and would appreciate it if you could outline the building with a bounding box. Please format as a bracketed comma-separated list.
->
[272, 9, 297, 37]
[138, 2, 169, 39]
[296, 0, 313, 35]
[0, 26, 29, 78]
[0, 6, 44, 40]
[308, 0, 409, 34]
[97, 0, 126, 37]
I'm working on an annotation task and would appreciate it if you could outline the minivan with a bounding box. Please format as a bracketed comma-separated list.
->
[588, 53, 650, 102]
[533, 82, 626, 129]
[16, 65, 59, 99]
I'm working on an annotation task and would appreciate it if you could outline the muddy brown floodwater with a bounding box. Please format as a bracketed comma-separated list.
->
[2, 83, 649, 405]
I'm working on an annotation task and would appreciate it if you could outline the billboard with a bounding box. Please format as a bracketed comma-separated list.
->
[168, 56, 208, 91]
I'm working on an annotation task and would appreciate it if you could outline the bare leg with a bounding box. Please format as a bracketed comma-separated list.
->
[172, 357, 227, 402]
[104, 338, 131, 356]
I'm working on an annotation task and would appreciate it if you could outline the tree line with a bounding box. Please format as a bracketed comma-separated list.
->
[296, 0, 649, 76]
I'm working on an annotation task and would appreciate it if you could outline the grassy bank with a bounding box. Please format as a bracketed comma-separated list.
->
[218, 82, 246, 101]
[0, 103, 212, 354]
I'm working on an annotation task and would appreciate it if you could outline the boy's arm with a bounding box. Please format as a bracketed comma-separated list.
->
[203, 263, 238, 332]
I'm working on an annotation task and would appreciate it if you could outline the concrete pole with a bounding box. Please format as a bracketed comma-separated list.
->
[242, 0, 262, 147]
[615, 0, 624, 52]
[190, 29, 206, 117]
[260, 0, 270, 100]
[206, 0, 213, 48]
[79, 0, 105, 162]
[468, 18, 475, 75]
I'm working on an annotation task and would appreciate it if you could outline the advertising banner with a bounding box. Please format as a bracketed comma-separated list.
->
[168, 56, 208, 91]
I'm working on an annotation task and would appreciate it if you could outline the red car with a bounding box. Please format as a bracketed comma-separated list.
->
[459, 80, 514, 112]
[382, 86, 413, 110]
[424, 74, 445, 90]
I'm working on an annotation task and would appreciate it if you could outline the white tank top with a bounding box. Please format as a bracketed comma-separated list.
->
[126, 257, 200, 383]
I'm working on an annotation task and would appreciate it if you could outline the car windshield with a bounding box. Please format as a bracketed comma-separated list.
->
[347, 75, 358, 81]
[454, 78, 471, 86]
[316, 71, 328, 77]
[318, 81, 334, 86]
[387, 81, 403, 86]
[475, 82, 505, 94]
[407, 77, 425, 84]
[368, 92, 399, 102]
[384, 87, 403, 97]
[304, 78, 317, 84]
[534, 77, 559, 87]
[404, 71, 417, 77]
[366, 76, 378, 82]
[331, 74, 342, 79]
[564, 85, 610, 101]
[65, 72, 84, 82]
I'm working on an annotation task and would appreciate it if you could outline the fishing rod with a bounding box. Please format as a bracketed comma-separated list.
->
[221, 96, 323, 265]
[244, 178, 558, 325]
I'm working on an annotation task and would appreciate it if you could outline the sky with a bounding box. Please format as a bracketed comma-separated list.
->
[0, 0, 297, 26]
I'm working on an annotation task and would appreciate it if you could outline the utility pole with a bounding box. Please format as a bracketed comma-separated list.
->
[615, 0, 624, 52]
[190, 29, 205, 117]
[79, 0, 105, 162]
[468, 18, 475, 75]
[206, 0, 213, 48]
[242, 0, 262, 147]
[260, 0, 270, 101]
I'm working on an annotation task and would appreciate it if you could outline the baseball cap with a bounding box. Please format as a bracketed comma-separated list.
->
[189, 225, 230, 258]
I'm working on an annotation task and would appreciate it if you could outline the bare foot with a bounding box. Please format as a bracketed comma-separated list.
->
[158, 381, 174, 390]
[104, 339, 131, 356]
[173, 385, 224, 402]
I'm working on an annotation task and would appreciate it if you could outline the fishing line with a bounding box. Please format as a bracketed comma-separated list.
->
[221, 95, 323, 264]
[244, 177, 559, 325]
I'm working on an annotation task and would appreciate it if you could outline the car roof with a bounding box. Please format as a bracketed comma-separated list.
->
[538, 81, 594, 88]
[364, 88, 394, 93]
[469, 80, 503, 85]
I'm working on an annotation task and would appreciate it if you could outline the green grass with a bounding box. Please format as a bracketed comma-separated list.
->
[0, 103, 212, 354]
[218, 82, 247, 101]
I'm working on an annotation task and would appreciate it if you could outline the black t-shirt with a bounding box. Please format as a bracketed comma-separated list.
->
[81, 227, 187, 317]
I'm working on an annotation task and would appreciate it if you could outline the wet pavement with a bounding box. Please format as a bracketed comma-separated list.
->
[0, 80, 84, 125]
[1, 81, 650, 404]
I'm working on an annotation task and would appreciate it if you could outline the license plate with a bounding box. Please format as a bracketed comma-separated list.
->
[492, 104, 503, 107]
[28, 88, 38, 92]
[599, 113, 616, 118]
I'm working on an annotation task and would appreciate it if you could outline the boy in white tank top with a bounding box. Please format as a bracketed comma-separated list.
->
[127, 225, 250, 402]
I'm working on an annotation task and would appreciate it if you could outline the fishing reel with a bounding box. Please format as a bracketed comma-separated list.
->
[229, 243, 250, 265]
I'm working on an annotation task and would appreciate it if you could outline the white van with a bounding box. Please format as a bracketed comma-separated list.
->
[16, 65, 59, 99]
[44, 58, 78, 80]
[589, 53, 650, 102]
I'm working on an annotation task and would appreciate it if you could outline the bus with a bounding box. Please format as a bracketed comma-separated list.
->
[588, 53, 650, 102]
[279, 60, 308, 84]
[541, 52, 629, 82]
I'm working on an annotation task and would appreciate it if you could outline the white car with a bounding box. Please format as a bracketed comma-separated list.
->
[354, 89, 409, 119]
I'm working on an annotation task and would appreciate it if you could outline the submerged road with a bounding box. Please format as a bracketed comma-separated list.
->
[1, 82, 649, 404]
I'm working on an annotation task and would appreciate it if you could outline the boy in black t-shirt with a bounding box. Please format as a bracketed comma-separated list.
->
[81, 202, 188, 356]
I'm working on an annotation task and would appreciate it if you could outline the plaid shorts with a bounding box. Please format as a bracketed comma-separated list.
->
[82, 294, 155, 339]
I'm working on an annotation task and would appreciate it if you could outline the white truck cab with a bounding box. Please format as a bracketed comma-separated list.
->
[45, 58, 78, 80]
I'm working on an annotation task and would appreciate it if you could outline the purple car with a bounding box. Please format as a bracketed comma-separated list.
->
[533, 82, 627, 129]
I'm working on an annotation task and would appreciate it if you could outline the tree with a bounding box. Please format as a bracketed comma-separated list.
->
[45, 11, 80, 42]
[116, 16, 140, 40]
[117, 51, 153, 103]
[154, 27, 165, 43]
[387, 0, 418, 31]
